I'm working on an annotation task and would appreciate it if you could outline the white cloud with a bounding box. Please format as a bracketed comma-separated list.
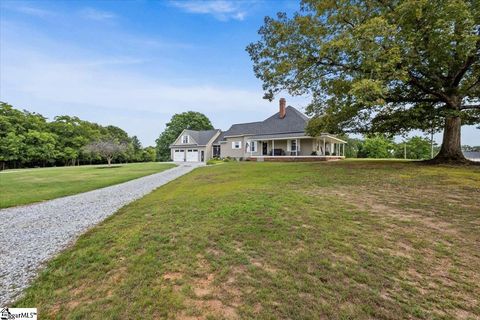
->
[0, 31, 279, 145]
[79, 8, 117, 21]
[2, 56, 272, 115]
[7, 5, 55, 18]
[169, 0, 253, 21]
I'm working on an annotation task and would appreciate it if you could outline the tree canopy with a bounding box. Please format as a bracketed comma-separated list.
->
[155, 111, 214, 161]
[357, 135, 395, 158]
[247, 0, 480, 163]
[84, 140, 127, 166]
[394, 136, 434, 159]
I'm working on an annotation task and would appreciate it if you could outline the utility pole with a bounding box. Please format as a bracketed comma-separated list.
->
[429, 113, 435, 159]
[430, 131, 434, 159]
[401, 134, 407, 160]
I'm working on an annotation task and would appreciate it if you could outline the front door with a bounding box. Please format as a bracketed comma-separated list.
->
[262, 142, 268, 155]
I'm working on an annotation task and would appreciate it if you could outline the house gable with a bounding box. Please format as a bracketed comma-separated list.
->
[171, 129, 199, 146]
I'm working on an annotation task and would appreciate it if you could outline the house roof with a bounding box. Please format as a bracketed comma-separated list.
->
[212, 131, 226, 145]
[222, 121, 264, 137]
[173, 129, 220, 146]
[223, 106, 309, 138]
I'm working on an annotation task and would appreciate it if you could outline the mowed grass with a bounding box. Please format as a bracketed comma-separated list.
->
[0, 162, 176, 208]
[14, 161, 480, 319]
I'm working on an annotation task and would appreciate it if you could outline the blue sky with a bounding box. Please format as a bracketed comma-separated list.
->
[1, 0, 478, 146]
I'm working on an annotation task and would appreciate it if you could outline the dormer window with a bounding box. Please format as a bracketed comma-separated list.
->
[182, 135, 189, 144]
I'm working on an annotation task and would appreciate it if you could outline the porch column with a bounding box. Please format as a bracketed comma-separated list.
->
[323, 138, 326, 156]
[296, 138, 298, 156]
[272, 139, 275, 157]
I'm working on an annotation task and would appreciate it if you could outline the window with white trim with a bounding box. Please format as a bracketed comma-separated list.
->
[182, 135, 189, 144]
[232, 141, 242, 149]
[249, 141, 257, 152]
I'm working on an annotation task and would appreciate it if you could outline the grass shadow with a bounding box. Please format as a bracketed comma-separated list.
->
[95, 166, 123, 169]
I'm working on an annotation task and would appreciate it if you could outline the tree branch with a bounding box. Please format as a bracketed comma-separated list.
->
[407, 71, 450, 104]
[451, 36, 480, 87]
[385, 97, 440, 103]
[465, 77, 480, 92]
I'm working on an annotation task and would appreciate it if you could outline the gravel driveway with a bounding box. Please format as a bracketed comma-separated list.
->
[0, 163, 201, 305]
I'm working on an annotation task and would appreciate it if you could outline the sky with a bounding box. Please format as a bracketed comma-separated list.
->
[0, 0, 478, 147]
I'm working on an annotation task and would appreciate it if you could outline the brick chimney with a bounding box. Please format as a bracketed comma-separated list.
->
[279, 98, 286, 119]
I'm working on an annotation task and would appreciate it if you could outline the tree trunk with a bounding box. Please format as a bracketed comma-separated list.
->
[107, 158, 112, 166]
[430, 116, 469, 164]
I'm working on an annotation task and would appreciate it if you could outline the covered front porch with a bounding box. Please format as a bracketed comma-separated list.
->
[245, 134, 347, 161]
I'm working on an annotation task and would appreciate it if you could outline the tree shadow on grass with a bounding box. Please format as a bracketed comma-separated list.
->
[95, 166, 123, 169]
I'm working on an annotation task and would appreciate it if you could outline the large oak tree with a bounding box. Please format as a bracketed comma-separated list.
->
[247, 0, 480, 163]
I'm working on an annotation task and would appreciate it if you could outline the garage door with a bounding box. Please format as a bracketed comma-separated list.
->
[173, 149, 185, 162]
[186, 149, 199, 162]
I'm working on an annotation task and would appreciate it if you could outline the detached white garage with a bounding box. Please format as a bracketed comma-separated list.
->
[186, 149, 198, 162]
[173, 149, 185, 162]
[169, 129, 221, 163]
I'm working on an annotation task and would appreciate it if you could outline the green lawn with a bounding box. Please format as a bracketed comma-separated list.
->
[14, 161, 480, 319]
[0, 162, 176, 208]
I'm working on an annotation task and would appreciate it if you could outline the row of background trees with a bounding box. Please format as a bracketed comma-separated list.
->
[335, 135, 479, 159]
[342, 135, 436, 159]
[0, 102, 156, 170]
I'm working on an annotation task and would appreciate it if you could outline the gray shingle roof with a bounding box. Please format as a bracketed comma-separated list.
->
[182, 129, 220, 146]
[172, 106, 310, 146]
[222, 121, 264, 137]
[213, 131, 226, 144]
[222, 106, 309, 137]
